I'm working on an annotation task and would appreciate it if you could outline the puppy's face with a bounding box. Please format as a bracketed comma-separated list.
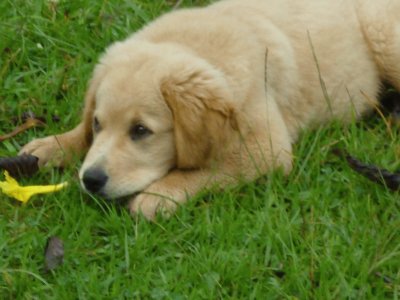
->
[79, 65, 176, 199]
[79, 42, 237, 199]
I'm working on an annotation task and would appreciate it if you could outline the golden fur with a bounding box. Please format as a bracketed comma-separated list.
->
[21, 0, 400, 219]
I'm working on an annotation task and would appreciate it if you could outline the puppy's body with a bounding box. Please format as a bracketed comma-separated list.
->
[21, 0, 400, 219]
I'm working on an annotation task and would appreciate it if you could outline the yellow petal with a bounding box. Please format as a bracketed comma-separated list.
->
[0, 171, 68, 203]
[4, 170, 19, 185]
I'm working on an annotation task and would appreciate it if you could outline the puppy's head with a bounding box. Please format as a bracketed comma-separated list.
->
[79, 41, 236, 199]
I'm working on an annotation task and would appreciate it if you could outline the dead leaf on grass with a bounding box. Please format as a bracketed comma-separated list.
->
[44, 236, 64, 272]
[0, 154, 39, 178]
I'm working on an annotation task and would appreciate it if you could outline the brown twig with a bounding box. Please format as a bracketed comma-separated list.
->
[332, 148, 400, 191]
[0, 118, 45, 142]
[173, 0, 183, 10]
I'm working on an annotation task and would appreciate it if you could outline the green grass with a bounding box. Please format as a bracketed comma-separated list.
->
[1, 0, 400, 299]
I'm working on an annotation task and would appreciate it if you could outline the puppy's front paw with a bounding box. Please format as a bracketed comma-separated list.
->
[19, 136, 65, 167]
[128, 192, 180, 221]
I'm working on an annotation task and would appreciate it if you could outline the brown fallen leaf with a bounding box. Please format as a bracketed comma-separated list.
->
[0, 154, 39, 178]
[0, 118, 45, 142]
[44, 236, 64, 272]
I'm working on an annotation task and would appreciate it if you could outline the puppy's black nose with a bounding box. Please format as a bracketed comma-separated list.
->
[82, 168, 108, 194]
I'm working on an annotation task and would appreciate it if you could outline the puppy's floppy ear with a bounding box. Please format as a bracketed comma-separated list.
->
[82, 65, 107, 146]
[161, 64, 238, 169]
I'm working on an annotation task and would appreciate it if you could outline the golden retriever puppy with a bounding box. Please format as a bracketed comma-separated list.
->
[20, 0, 400, 219]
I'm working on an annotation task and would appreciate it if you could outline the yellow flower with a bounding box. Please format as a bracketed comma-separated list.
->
[0, 171, 68, 203]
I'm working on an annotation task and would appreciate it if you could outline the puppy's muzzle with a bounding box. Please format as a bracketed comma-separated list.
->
[82, 167, 109, 194]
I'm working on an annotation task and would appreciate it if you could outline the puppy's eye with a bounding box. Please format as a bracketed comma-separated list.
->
[130, 124, 152, 141]
[93, 117, 101, 133]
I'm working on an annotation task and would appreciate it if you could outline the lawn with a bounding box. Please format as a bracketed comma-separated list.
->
[1, 0, 400, 299]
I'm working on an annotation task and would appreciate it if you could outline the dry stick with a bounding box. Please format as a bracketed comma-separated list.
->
[263, 47, 281, 173]
[264, 48, 269, 98]
[332, 148, 400, 191]
[263, 47, 274, 174]
[307, 31, 333, 115]
[302, 36, 319, 288]
[173, 0, 183, 10]
[0, 118, 45, 142]
[360, 90, 394, 140]
[309, 206, 316, 296]
[0, 49, 21, 87]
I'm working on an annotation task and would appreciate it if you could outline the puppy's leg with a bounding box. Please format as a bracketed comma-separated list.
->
[129, 169, 225, 220]
[19, 122, 88, 167]
[132, 157, 292, 221]
[130, 138, 292, 220]
[130, 97, 293, 220]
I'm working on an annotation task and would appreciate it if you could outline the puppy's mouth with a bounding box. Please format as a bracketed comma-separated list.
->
[86, 189, 141, 204]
